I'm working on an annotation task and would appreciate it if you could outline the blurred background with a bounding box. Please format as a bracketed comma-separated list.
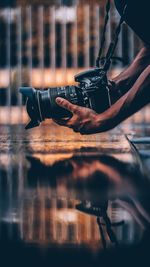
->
[0, 0, 148, 125]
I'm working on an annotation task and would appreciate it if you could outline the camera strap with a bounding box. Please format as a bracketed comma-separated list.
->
[96, 0, 111, 67]
[96, 0, 127, 70]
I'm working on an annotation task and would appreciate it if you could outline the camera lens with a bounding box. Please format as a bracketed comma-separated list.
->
[19, 85, 83, 129]
[19, 68, 113, 130]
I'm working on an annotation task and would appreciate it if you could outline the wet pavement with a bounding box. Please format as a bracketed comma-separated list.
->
[0, 122, 150, 266]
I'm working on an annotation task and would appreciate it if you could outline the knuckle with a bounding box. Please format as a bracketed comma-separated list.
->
[73, 105, 78, 111]
[67, 103, 72, 110]
[72, 105, 79, 113]
[62, 99, 67, 105]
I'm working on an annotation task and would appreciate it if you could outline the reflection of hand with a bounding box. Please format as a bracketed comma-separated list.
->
[53, 97, 115, 134]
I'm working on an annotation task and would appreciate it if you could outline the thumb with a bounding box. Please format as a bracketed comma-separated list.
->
[56, 97, 77, 113]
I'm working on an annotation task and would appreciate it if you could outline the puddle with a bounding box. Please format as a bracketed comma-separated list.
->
[0, 124, 150, 266]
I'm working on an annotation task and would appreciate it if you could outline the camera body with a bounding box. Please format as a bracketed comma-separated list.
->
[19, 68, 112, 129]
[75, 68, 111, 113]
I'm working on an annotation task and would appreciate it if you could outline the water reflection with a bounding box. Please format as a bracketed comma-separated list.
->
[0, 125, 150, 266]
[1, 151, 150, 246]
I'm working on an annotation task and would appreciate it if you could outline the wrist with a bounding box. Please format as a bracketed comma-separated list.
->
[96, 100, 122, 130]
[95, 112, 115, 132]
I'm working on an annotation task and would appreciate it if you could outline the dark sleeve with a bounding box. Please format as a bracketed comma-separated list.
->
[114, 0, 150, 46]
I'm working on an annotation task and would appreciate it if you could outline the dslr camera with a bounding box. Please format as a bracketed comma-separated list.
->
[19, 68, 114, 129]
[20, 0, 125, 130]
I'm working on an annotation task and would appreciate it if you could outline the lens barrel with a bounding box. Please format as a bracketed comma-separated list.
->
[40, 86, 79, 119]
[19, 85, 81, 129]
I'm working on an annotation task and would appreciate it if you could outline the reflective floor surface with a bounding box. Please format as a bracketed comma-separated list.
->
[0, 122, 150, 266]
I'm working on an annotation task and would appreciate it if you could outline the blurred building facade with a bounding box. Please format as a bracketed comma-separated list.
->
[0, 0, 142, 106]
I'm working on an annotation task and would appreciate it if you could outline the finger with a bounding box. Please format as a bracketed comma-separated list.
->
[56, 97, 78, 113]
[53, 117, 70, 123]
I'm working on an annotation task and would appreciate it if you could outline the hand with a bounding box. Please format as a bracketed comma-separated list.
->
[54, 97, 116, 134]
[53, 97, 101, 134]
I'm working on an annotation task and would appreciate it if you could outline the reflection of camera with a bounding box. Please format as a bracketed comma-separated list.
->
[19, 68, 113, 129]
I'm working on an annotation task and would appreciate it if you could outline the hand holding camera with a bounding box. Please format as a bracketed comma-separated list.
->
[19, 1, 127, 133]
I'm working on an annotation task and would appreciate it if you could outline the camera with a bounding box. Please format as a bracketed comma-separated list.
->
[19, 68, 114, 129]
[19, 0, 126, 130]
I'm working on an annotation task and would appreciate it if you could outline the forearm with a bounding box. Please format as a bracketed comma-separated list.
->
[54, 64, 150, 135]
[113, 45, 150, 95]
[98, 65, 150, 130]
